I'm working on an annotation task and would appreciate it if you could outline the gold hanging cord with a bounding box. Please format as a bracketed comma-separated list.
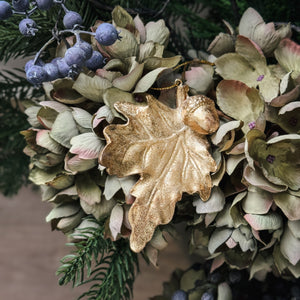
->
[150, 59, 215, 91]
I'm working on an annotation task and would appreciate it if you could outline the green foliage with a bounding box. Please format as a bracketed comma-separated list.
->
[0, 69, 43, 196]
[57, 218, 139, 300]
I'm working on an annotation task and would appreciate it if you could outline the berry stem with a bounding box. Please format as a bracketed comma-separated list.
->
[33, 36, 56, 64]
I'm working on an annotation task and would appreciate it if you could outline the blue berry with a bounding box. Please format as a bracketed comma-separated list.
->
[0, 1, 12, 20]
[95, 23, 121, 46]
[56, 58, 70, 77]
[36, 0, 53, 10]
[171, 290, 188, 300]
[19, 18, 38, 36]
[26, 65, 48, 85]
[228, 270, 242, 284]
[64, 46, 86, 67]
[85, 51, 105, 71]
[201, 291, 215, 300]
[44, 63, 60, 81]
[12, 0, 29, 11]
[24, 58, 45, 73]
[75, 41, 93, 60]
[63, 11, 82, 29]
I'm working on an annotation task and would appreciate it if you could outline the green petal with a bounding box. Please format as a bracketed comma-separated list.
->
[217, 282, 232, 300]
[226, 154, 245, 175]
[103, 27, 138, 59]
[64, 154, 97, 174]
[103, 87, 136, 119]
[193, 186, 225, 214]
[73, 73, 112, 102]
[109, 204, 124, 240]
[46, 202, 80, 222]
[143, 55, 182, 70]
[76, 173, 101, 206]
[216, 80, 264, 133]
[145, 20, 170, 46]
[50, 110, 79, 148]
[208, 228, 233, 254]
[242, 186, 273, 215]
[207, 32, 235, 57]
[50, 78, 86, 104]
[80, 196, 116, 220]
[235, 35, 266, 74]
[248, 133, 300, 190]
[71, 107, 92, 129]
[280, 224, 300, 265]
[215, 53, 258, 87]
[133, 67, 167, 93]
[112, 63, 144, 91]
[112, 5, 135, 30]
[211, 120, 242, 146]
[274, 192, 300, 220]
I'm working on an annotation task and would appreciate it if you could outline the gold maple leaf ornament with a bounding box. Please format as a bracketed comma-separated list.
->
[100, 84, 219, 252]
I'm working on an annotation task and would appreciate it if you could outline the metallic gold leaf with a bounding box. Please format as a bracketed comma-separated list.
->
[100, 86, 219, 252]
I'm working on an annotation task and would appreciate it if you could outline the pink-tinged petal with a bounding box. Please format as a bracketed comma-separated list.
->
[210, 255, 225, 273]
[216, 80, 264, 133]
[271, 85, 300, 107]
[236, 35, 266, 72]
[275, 38, 300, 78]
[239, 8, 291, 56]
[36, 129, 65, 154]
[39, 101, 70, 113]
[226, 237, 238, 249]
[64, 153, 97, 174]
[239, 8, 264, 40]
[207, 32, 235, 57]
[244, 212, 282, 231]
[253, 22, 291, 56]
[279, 101, 300, 115]
[243, 164, 287, 193]
[134, 15, 146, 43]
[96, 69, 122, 81]
[185, 65, 214, 94]
[242, 186, 273, 214]
[109, 204, 124, 240]
[70, 132, 105, 159]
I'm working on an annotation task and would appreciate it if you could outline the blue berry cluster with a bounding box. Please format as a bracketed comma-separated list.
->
[0, 0, 122, 85]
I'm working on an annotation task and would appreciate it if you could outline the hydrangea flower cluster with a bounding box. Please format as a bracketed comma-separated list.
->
[11, 4, 300, 298]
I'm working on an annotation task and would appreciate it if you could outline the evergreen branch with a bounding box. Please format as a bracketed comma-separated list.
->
[0, 69, 43, 196]
[57, 218, 139, 300]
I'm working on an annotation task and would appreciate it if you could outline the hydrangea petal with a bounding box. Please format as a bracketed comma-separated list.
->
[70, 132, 104, 159]
[244, 212, 282, 231]
[50, 110, 79, 148]
[193, 186, 225, 214]
[274, 192, 300, 220]
[73, 73, 112, 102]
[280, 224, 300, 265]
[216, 80, 264, 133]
